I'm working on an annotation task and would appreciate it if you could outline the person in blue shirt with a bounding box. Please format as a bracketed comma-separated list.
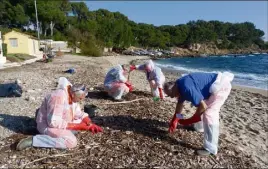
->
[164, 72, 234, 156]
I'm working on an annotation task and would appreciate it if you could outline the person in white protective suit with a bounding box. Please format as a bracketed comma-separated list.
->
[163, 72, 234, 156]
[104, 64, 133, 101]
[16, 77, 103, 151]
[130, 60, 165, 100]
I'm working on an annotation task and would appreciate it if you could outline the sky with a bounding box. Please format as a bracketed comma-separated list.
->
[85, 1, 268, 41]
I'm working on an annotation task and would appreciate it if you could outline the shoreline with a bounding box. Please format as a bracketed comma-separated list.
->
[148, 47, 268, 59]
[150, 53, 268, 60]
[232, 85, 268, 97]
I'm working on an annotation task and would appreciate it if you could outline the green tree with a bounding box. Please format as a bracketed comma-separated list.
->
[1, 0, 266, 51]
[71, 2, 89, 22]
[0, 0, 29, 27]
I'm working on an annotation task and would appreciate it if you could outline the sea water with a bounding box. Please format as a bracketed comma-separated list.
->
[154, 53, 268, 90]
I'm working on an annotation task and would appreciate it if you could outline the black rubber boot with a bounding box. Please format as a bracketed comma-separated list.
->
[16, 136, 33, 151]
[196, 149, 211, 156]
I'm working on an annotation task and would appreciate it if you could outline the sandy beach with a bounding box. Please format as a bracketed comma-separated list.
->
[0, 54, 267, 168]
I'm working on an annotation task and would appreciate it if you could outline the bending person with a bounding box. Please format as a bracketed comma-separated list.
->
[104, 64, 133, 101]
[164, 72, 234, 156]
[130, 60, 165, 99]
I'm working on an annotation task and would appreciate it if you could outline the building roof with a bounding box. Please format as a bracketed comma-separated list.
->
[4, 30, 38, 40]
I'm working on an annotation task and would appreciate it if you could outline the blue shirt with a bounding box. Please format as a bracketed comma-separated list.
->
[176, 72, 217, 106]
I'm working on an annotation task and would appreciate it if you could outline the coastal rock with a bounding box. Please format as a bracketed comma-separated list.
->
[26, 89, 36, 93]
[36, 89, 42, 92]
[25, 96, 35, 102]
[188, 43, 201, 52]
[163, 42, 267, 58]
[15, 79, 22, 84]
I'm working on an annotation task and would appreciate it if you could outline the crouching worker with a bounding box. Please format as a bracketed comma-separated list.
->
[104, 64, 133, 101]
[130, 60, 165, 100]
[163, 72, 234, 156]
[16, 77, 103, 151]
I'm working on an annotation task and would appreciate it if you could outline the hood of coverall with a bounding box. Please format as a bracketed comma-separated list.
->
[57, 77, 72, 90]
[144, 60, 155, 73]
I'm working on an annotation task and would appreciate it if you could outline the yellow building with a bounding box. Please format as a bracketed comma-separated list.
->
[3, 30, 40, 56]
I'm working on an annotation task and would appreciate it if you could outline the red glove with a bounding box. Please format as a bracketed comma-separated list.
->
[179, 112, 201, 126]
[128, 85, 133, 92]
[125, 81, 134, 92]
[130, 65, 136, 71]
[67, 123, 88, 131]
[67, 123, 103, 134]
[158, 88, 164, 99]
[168, 113, 180, 133]
[125, 81, 132, 86]
[81, 116, 92, 125]
[87, 124, 103, 134]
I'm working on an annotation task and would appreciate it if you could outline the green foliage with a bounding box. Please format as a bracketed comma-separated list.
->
[53, 30, 67, 41]
[2, 43, 7, 56]
[0, 27, 11, 35]
[265, 42, 268, 49]
[6, 55, 21, 62]
[71, 2, 89, 21]
[80, 40, 102, 57]
[0, 0, 266, 51]
[6, 53, 35, 62]
[216, 38, 230, 49]
[0, 0, 29, 27]
[227, 43, 237, 50]
[46, 58, 53, 63]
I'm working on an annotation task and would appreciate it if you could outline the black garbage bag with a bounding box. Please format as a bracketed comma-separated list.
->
[0, 82, 23, 97]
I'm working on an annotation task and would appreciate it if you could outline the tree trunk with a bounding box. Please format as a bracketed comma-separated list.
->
[50, 21, 55, 37]
[39, 22, 42, 35]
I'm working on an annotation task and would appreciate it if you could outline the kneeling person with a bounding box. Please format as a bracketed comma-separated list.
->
[16, 77, 103, 151]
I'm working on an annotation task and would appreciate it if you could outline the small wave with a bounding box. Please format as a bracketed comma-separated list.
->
[220, 54, 247, 58]
[155, 63, 205, 73]
[156, 63, 228, 75]
[232, 72, 268, 82]
[220, 55, 231, 58]
[156, 63, 268, 82]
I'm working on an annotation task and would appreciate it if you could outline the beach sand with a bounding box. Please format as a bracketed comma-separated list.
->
[0, 54, 267, 167]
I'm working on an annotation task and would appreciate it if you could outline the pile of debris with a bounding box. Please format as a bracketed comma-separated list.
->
[0, 91, 256, 168]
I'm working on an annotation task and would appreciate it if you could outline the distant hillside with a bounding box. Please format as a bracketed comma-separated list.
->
[1, 0, 267, 56]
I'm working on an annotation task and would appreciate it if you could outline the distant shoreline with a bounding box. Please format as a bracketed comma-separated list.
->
[150, 52, 268, 59]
